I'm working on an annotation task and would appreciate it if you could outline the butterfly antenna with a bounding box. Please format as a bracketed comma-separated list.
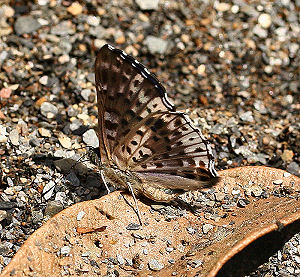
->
[125, 181, 143, 225]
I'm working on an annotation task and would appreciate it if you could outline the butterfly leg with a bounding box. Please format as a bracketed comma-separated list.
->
[126, 181, 143, 225]
[100, 169, 111, 193]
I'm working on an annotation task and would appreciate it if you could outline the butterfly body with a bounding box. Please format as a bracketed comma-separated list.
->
[95, 161, 180, 202]
[94, 44, 219, 203]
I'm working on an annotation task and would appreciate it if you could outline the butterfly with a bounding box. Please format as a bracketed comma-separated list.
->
[93, 44, 219, 205]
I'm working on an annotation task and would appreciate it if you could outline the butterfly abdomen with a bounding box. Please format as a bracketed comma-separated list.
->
[102, 165, 140, 193]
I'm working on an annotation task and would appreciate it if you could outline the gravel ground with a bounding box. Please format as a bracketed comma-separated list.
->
[0, 0, 299, 275]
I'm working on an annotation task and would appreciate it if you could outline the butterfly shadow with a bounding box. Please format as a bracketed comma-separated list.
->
[31, 153, 109, 203]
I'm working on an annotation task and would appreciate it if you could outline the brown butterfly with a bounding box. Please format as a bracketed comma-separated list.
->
[93, 44, 219, 206]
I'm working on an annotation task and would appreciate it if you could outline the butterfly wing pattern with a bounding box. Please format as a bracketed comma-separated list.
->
[95, 44, 219, 202]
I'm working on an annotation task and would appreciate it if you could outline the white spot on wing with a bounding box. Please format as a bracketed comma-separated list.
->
[107, 44, 114, 50]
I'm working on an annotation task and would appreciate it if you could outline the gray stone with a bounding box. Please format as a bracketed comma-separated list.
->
[239, 2, 259, 17]
[239, 111, 254, 122]
[86, 15, 100, 26]
[254, 100, 267, 114]
[0, 242, 13, 255]
[76, 211, 85, 221]
[42, 180, 55, 200]
[0, 210, 7, 222]
[144, 36, 168, 55]
[0, 51, 8, 65]
[67, 107, 78, 117]
[69, 119, 82, 131]
[148, 259, 164, 271]
[60, 245, 71, 255]
[40, 102, 58, 118]
[116, 254, 124, 265]
[89, 25, 106, 38]
[202, 224, 214, 234]
[81, 88, 92, 101]
[234, 146, 253, 158]
[51, 21, 75, 36]
[136, 0, 160, 10]
[275, 27, 288, 37]
[9, 129, 19, 146]
[14, 16, 41, 35]
[210, 123, 224, 135]
[31, 210, 43, 224]
[29, 137, 41, 147]
[287, 162, 300, 176]
[253, 24, 268, 38]
[44, 200, 64, 217]
[83, 129, 99, 148]
[59, 39, 72, 54]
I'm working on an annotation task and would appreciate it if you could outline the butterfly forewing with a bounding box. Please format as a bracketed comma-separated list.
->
[95, 45, 174, 164]
[95, 44, 218, 194]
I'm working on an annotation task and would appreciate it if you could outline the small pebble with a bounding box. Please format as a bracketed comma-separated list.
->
[251, 185, 263, 197]
[86, 15, 100, 26]
[58, 133, 72, 149]
[76, 211, 85, 221]
[60, 246, 71, 256]
[44, 201, 64, 217]
[144, 36, 168, 55]
[148, 259, 164, 271]
[135, 0, 160, 10]
[9, 129, 19, 146]
[81, 89, 92, 102]
[39, 76, 48, 86]
[202, 224, 213, 234]
[38, 127, 51, 137]
[191, 259, 203, 268]
[187, 227, 196, 235]
[67, 2, 83, 16]
[273, 179, 283, 185]
[126, 223, 140, 230]
[83, 129, 99, 148]
[281, 150, 294, 162]
[116, 254, 124, 265]
[0, 210, 7, 222]
[40, 102, 58, 118]
[253, 24, 268, 38]
[239, 111, 254, 122]
[0, 88, 12, 98]
[215, 2, 231, 12]
[258, 13, 272, 28]
[42, 181, 55, 200]
[14, 15, 41, 35]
